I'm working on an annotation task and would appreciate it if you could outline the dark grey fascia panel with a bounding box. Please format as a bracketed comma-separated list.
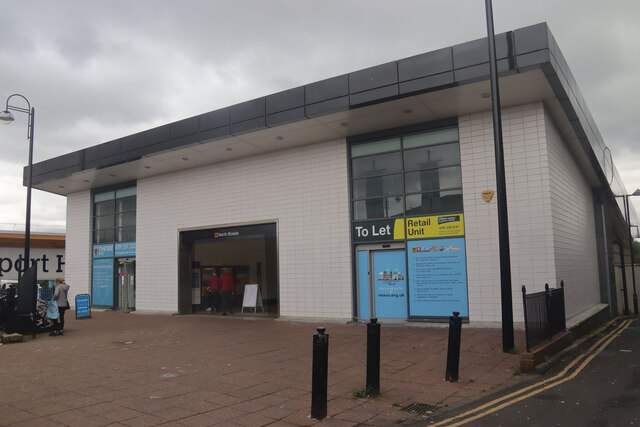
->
[453, 58, 513, 83]
[199, 126, 231, 142]
[349, 61, 398, 94]
[28, 21, 624, 200]
[230, 98, 266, 123]
[349, 85, 399, 107]
[120, 133, 147, 152]
[305, 96, 350, 118]
[452, 31, 511, 69]
[305, 75, 349, 104]
[230, 116, 267, 135]
[199, 108, 230, 131]
[145, 124, 171, 145]
[266, 107, 306, 128]
[399, 71, 455, 96]
[513, 22, 552, 56]
[398, 47, 453, 81]
[266, 87, 305, 115]
[171, 117, 199, 139]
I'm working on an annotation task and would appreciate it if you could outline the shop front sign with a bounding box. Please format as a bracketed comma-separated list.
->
[353, 219, 405, 243]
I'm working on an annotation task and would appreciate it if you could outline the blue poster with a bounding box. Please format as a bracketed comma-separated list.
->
[408, 237, 468, 317]
[373, 250, 407, 318]
[92, 258, 114, 306]
[115, 242, 136, 257]
[93, 244, 114, 258]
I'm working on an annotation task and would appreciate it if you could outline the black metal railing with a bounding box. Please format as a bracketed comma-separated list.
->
[522, 281, 567, 352]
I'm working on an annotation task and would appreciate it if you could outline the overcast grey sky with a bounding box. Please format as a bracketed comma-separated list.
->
[1, 0, 639, 232]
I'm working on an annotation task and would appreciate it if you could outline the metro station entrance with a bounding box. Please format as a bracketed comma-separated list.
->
[178, 223, 278, 317]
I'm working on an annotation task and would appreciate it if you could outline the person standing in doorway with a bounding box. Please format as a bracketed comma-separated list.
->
[221, 268, 235, 315]
[207, 270, 221, 314]
[51, 277, 70, 336]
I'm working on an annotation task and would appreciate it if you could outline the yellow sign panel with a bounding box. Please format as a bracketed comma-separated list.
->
[405, 214, 464, 239]
[393, 218, 405, 240]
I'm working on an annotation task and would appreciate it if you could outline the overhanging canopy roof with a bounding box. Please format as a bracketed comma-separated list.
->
[29, 23, 630, 225]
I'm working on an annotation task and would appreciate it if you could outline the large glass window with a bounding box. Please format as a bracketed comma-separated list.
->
[93, 186, 137, 244]
[350, 126, 462, 220]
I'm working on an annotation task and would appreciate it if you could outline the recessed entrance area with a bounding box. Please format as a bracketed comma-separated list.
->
[178, 223, 278, 317]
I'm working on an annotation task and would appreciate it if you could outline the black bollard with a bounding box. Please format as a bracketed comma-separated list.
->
[445, 311, 462, 382]
[311, 327, 329, 420]
[366, 318, 381, 395]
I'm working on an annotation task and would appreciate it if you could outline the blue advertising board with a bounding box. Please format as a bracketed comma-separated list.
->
[115, 242, 136, 257]
[93, 244, 114, 258]
[75, 294, 91, 319]
[407, 237, 469, 317]
[92, 258, 114, 306]
[373, 250, 407, 318]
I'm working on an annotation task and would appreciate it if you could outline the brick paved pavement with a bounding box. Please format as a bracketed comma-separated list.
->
[0, 312, 525, 426]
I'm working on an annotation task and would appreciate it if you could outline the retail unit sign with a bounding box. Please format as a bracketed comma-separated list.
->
[406, 214, 464, 239]
[353, 219, 405, 242]
[407, 237, 469, 317]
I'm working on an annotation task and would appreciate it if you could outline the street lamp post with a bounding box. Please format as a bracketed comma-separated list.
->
[0, 94, 35, 278]
[485, 0, 514, 352]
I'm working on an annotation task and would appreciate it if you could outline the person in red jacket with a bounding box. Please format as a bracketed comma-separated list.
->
[207, 271, 221, 314]
[220, 268, 235, 315]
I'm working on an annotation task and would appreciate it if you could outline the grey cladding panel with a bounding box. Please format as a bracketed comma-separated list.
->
[145, 124, 171, 145]
[398, 47, 453, 81]
[452, 32, 510, 69]
[305, 75, 349, 104]
[230, 117, 267, 135]
[61, 151, 83, 168]
[305, 96, 349, 118]
[199, 126, 231, 142]
[84, 146, 101, 162]
[266, 87, 305, 114]
[171, 117, 199, 138]
[399, 71, 454, 95]
[350, 85, 398, 107]
[349, 62, 398, 93]
[120, 133, 146, 151]
[516, 50, 550, 70]
[100, 140, 121, 158]
[230, 98, 265, 123]
[266, 107, 306, 127]
[513, 23, 550, 55]
[199, 108, 230, 131]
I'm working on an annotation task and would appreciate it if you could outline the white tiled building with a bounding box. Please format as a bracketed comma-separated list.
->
[30, 23, 637, 329]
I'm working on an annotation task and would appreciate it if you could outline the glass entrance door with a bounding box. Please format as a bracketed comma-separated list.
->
[117, 259, 135, 312]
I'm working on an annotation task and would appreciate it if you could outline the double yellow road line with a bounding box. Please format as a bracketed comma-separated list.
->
[431, 319, 634, 426]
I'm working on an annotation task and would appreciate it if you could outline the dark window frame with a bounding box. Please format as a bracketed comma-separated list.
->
[348, 120, 462, 222]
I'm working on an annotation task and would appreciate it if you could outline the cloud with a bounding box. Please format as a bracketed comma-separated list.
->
[1, 0, 639, 228]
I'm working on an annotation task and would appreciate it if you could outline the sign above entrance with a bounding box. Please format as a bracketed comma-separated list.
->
[353, 219, 405, 243]
[406, 214, 464, 239]
[115, 242, 136, 257]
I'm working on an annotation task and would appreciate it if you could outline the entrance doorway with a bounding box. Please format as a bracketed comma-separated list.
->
[116, 258, 135, 312]
[178, 223, 278, 317]
[356, 243, 408, 321]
